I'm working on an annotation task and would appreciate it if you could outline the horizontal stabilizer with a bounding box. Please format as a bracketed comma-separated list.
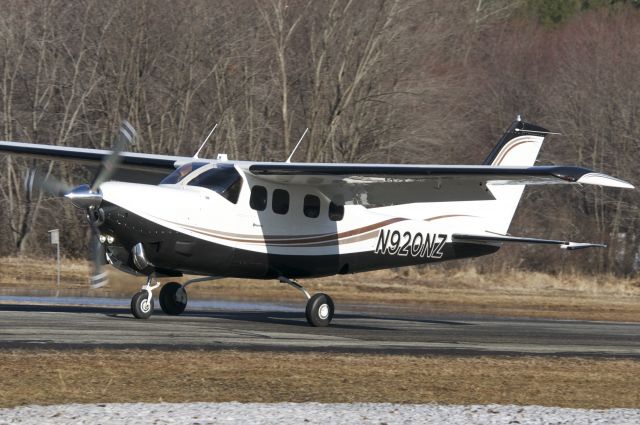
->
[452, 234, 606, 250]
[576, 173, 634, 189]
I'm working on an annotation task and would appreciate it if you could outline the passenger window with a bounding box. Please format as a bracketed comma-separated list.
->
[303, 194, 320, 218]
[272, 189, 289, 215]
[329, 201, 344, 221]
[250, 185, 267, 211]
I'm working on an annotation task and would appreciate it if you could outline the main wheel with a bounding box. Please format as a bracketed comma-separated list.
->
[305, 293, 334, 327]
[159, 282, 187, 315]
[131, 290, 154, 319]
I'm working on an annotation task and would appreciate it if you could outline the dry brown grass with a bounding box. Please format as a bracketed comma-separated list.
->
[0, 349, 638, 409]
[2, 256, 640, 321]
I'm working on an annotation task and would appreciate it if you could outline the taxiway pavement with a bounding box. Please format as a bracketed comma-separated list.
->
[0, 296, 638, 357]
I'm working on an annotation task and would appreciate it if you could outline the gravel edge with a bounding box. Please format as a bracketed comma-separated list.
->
[1, 403, 640, 425]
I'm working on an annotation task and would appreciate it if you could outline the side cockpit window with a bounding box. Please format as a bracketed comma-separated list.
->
[187, 166, 243, 204]
[160, 162, 208, 185]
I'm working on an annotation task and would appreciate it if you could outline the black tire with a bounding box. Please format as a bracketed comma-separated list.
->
[159, 282, 187, 315]
[305, 293, 334, 327]
[131, 290, 154, 319]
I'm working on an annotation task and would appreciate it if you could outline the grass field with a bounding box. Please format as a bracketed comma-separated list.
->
[0, 350, 639, 409]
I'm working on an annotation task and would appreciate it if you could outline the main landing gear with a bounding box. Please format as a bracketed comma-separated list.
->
[130, 275, 335, 327]
[279, 276, 335, 327]
[158, 281, 187, 315]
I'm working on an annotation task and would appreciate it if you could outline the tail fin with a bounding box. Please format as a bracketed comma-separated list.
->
[484, 118, 550, 234]
[483, 118, 549, 166]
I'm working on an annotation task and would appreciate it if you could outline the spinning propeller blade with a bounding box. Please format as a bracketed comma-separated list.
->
[24, 119, 138, 289]
[25, 168, 72, 198]
[91, 120, 136, 192]
[89, 225, 108, 289]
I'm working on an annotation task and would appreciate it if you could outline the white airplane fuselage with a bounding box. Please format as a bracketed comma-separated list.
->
[98, 168, 498, 279]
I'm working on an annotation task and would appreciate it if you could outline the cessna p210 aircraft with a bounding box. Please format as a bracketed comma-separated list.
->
[0, 118, 634, 326]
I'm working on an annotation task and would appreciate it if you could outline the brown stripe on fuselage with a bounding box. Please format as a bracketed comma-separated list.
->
[170, 217, 406, 246]
[267, 230, 380, 248]
[424, 214, 477, 221]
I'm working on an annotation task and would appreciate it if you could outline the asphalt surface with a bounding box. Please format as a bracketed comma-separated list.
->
[0, 296, 639, 357]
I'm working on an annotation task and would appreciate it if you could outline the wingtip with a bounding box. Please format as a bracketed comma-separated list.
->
[577, 173, 634, 189]
[560, 242, 607, 250]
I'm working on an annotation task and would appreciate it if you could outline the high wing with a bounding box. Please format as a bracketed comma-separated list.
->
[0, 140, 196, 184]
[244, 162, 634, 206]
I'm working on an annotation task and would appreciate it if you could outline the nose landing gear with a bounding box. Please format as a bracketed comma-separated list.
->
[130, 275, 222, 319]
[131, 275, 160, 319]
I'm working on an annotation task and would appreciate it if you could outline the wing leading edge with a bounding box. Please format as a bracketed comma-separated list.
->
[244, 162, 633, 206]
[0, 140, 195, 184]
[1, 140, 634, 192]
[248, 163, 633, 188]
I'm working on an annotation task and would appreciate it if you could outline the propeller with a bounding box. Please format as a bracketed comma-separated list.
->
[89, 223, 109, 289]
[91, 120, 136, 191]
[25, 168, 72, 198]
[27, 120, 137, 289]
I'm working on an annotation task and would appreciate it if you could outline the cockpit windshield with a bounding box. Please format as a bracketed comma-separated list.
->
[187, 166, 243, 204]
[160, 162, 208, 185]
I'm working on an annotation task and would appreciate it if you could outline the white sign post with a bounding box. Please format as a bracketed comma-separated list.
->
[48, 229, 60, 297]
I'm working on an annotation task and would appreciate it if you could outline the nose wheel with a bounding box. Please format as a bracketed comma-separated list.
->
[131, 275, 160, 319]
[131, 290, 154, 319]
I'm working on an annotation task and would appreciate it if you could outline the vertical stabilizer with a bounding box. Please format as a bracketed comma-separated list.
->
[484, 119, 549, 234]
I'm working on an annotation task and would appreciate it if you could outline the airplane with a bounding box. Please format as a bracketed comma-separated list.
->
[0, 117, 634, 326]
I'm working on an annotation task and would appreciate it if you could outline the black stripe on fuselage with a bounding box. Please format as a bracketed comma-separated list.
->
[98, 201, 500, 279]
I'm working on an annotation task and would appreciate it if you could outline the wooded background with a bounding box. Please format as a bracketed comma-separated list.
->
[0, 0, 638, 276]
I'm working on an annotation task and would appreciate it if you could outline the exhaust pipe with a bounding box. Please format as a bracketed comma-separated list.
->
[132, 242, 153, 271]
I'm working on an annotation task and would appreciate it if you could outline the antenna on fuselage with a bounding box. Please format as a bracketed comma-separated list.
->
[193, 123, 218, 159]
[285, 127, 309, 163]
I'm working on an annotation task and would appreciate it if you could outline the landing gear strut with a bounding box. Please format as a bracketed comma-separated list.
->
[279, 276, 335, 327]
[131, 275, 160, 319]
